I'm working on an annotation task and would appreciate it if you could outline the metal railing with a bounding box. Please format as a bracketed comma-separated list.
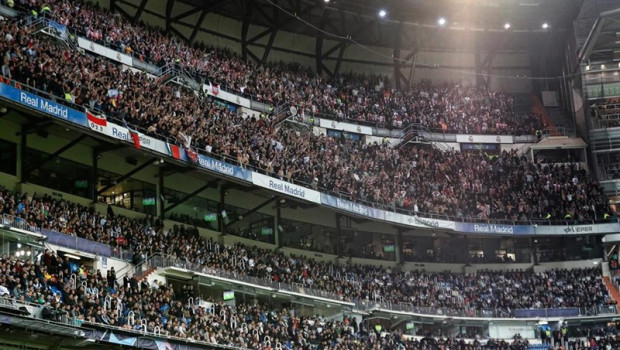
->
[0, 73, 614, 229]
[148, 254, 349, 302]
[368, 302, 617, 319]
[2, 211, 617, 320]
[2, 209, 133, 261]
[271, 102, 292, 126]
[145, 253, 618, 319]
[0, 294, 611, 350]
[1, 213, 40, 232]
[113, 253, 156, 285]
[0, 296, 248, 350]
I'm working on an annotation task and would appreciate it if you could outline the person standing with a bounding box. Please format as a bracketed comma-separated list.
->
[107, 267, 116, 287]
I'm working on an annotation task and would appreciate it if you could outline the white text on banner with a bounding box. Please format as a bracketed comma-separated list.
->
[456, 134, 514, 144]
[77, 37, 133, 66]
[88, 120, 169, 154]
[319, 119, 373, 135]
[383, 211, 456, 230]
[251, 172, 321, 204]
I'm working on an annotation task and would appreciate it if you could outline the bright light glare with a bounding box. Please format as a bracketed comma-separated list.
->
[504, 23, 511, 30]
[378, 9, 387, 18]
[542, 22, 549, 29]
[438, 17, 446, 26]
[324, 0, 329, 3]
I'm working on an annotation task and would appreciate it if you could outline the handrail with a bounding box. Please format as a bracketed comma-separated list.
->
[149, 253, 349, 303]
[1, 213, 40, 232]
[80, 320, 250, 350]
[1, 198, 616, 319]
[0, 296, 249, 350]
[112, 253, 155, 285]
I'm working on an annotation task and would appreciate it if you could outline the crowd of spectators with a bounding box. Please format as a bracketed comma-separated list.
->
[0, 187, 614, 319]
[11, 0, 544, 135]
[0, 253, 546, 350]
[0, 18, 608, 222]
[0, 251, 603, 350]
[0, 4, 613, 315]
[0, 2, 614, 349]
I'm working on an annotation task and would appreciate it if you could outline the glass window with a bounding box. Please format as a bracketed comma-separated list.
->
[0, 139, 17, 175]
[162, 189, 275, 244]
[224, 204, 275, 244]
[280, 219, 338, 255]
[25, 148, 92, 198]
[279, 218, 395, 260]
[401, 235, 436, 262]
[340, 230, 396, 261]
[537, 236, 601, 262]
[163, 188, 220, 230]
[97, 170, 156, 215]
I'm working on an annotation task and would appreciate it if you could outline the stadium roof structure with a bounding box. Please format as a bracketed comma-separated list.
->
[112, 0, 583, 86]
[122, 0, 583, 50]
[579, 7, 620, 64]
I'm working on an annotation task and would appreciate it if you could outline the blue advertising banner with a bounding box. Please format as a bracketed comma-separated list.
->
[320, 194, 385, 220]
[513, 308, 579, 318]
[41, 228, 112, 257]
[0, 83, 87, 126]
[47, 19, 68, 40]
[194, 153, 252, 181]
[455, 222, 535, 235]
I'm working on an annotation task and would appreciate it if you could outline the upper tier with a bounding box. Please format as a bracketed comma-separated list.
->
[0, 15, 615, 234]
[16, 0, 544, 135]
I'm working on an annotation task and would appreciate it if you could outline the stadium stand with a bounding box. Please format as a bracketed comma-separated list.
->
[11, 0, 545, 135]
[0, 17, 609, 223]
[0, 252, 609, 349]
[0, 187, 614, 318]
[0, 1, 616, 349]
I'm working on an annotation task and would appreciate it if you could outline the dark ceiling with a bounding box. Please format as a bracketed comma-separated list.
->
[162, 0, 584, 54]
[112, 0, 587, 85]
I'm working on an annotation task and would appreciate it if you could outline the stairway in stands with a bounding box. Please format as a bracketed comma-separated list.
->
[530, 96, 576, 137]
[137, 267, 158, 281]
[603, 276, 620, 312]
[512, 93, 533, 117]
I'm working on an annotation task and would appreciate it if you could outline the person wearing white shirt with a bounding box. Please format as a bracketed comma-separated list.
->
[0, 284, 9, 296]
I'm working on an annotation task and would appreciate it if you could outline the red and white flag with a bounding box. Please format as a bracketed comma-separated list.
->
[209, 82, 219, 95]
[122, 119, 141, 150]
[87, 110, 107, 127]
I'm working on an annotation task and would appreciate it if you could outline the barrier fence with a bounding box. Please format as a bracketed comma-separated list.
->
[143, 253, 618, 319]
